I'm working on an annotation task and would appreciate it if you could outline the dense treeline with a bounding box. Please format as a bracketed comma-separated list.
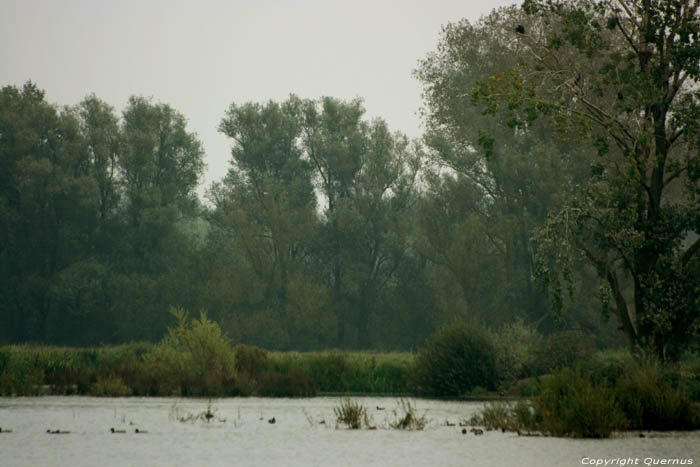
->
[0, 81, 615, 349]
[4, 1, 698, 355]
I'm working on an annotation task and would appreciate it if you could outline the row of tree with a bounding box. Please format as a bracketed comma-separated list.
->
[2, 0, 697, 358]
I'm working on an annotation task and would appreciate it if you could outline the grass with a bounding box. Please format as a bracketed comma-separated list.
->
[334, 397, 369, 429]
[0, 344, 413, 398]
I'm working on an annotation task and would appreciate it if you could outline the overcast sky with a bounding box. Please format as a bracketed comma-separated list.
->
[1, 0, 519, 192]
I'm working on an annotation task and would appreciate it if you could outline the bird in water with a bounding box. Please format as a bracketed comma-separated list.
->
[110, 428, 126, 434]
[47, 429, 70, 434]
[470, 428, 484, 435]
[268, 417, 276, 424]
[0, 427, 12, 433]
[135, 428, 148, 434]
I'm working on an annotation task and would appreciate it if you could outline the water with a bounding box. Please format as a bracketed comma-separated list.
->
[1, 397, 698, 467]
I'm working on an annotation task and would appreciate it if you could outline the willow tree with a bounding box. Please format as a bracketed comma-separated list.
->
[474, 0, 700, 359]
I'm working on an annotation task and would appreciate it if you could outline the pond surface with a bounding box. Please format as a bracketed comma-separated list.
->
[1, 397, 698, 466]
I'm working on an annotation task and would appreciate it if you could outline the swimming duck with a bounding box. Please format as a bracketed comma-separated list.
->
[134, 428, 148, 434]
[268, 417, 276, 424]
[110, 428, 126, 434]
[47, 429, 70, 434]
[470, 428, 484, 435]
[0, 428, 12, 433]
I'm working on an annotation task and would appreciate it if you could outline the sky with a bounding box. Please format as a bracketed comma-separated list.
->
[1, 0, 519, 193]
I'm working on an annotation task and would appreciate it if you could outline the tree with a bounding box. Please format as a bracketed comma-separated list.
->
[300, 97, 421, 348]
[113, 96, 205, 341]
[473, 0, 700, 360]
[415, 8, 595, 329]
[213, 98, 328, 349]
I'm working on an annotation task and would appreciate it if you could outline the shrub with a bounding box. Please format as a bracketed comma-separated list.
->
[257, 369, 316, 397]
[530, 331, 595, 376]
[305, 353, 348, 392]
[90, 375, 131, 397]
[143, 308, 236, 396]
[413, 320, 498, 396]
[234, 344, 268, 378]
[614, 362, 699, 430]
[492, 319, 542, 382]
[533, 367, 628, 438]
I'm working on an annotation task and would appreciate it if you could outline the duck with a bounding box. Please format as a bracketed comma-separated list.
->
[0, 428, 12, 433]
[134, 428, 148, 434]
[110, 428, 126, 434]
[268, 417, 276, 424]
[445, 420, 456, 427]
[47, 429, 70, 434]
[462, 428, 468, 434]
[376, 406, 385, 411]
[470, 428, 484, 435]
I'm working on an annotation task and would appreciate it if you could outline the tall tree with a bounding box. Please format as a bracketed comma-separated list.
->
[474, 0, 700, 359]
[214, 98, 327, 349]
[415, 8, 594, 328]
[301, 97, 421, 348]
[113, 96, 205, 340]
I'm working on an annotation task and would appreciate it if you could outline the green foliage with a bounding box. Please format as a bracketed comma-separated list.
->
[413, 321, 498, 396]
[256, 370, 316, 397]
[502, 0, 700, 361]
[533, 368, 628, 438]
[144, 308, 236, 396]
[615, 362, 699, 430]
[234, 344, 268, 378]
[531, 331, 595, 375]
[89, 375, 131, 397]
[491, 319, 542, 382]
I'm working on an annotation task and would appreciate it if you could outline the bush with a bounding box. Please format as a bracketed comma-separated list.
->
[90, 375, 131, 397]
[143, 308, 236, 396]
[492, 319, 542, 382]
[413, 320, 498, 396]
[533, 368, 628, 438]
[257, 369, 316, 397]
[234, 344, 268, 378]
[530, 331, 595, 376]
[615, 362, 699, 430]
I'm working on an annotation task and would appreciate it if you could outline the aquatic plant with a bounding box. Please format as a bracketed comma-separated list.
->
[389, 399, 426, 430]
[334, 398, 368, 429]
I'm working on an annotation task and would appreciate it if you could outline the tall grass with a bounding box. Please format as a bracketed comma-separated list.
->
[0, 345, 411, 397]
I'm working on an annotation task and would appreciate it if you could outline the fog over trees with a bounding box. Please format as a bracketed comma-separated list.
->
[2, 1, 698, 359]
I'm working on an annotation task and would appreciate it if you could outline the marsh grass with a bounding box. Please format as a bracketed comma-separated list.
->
[171, 399, 226, 423]
[90, 375, 131, 397]
[389, 399, 427, 430]
[334, 397, 369, 429]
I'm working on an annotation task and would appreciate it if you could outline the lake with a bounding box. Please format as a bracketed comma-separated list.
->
[1, 397, 698, 466]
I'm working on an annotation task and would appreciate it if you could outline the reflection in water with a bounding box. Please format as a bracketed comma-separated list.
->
[0, 397, 698, 467]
